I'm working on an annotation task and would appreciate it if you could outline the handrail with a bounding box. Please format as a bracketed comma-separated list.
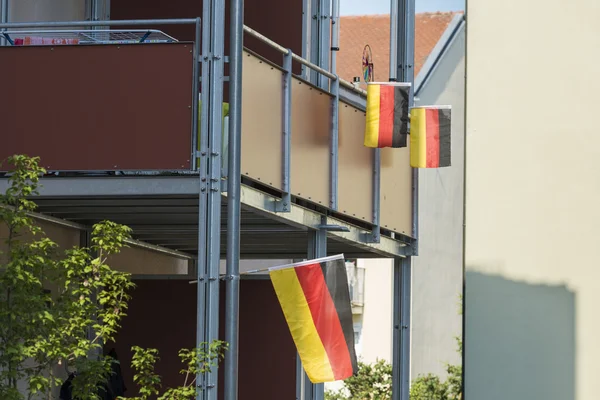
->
[243, 25, 367, 97]
[0, 18, 198, 29]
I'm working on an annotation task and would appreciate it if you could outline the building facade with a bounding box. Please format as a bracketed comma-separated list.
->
[465, 0, 598, 399]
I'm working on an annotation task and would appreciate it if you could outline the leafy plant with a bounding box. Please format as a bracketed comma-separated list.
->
[0, 155, 135, 400]
[325, 359, 392, 400]
[123, 341, 228, 400]
[0, 155, 227, 399]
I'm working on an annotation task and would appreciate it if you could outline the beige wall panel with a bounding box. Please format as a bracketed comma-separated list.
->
[109, 246, 188, 275]
[380, 146, 412, 235]
[290, 80, 331, 206]
[0, 220, 79, 256]
[241, 51, 284, 190]
[338, 103, 373, 222]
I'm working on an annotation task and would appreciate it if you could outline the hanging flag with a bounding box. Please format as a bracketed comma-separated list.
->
[410, 105, 452, 168]
[364, 82, 410, 148]
[269, 255, 358, 383]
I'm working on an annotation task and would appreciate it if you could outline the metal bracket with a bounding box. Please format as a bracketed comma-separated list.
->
[317, 224, 349, 232]
[2, 32, 13, 46]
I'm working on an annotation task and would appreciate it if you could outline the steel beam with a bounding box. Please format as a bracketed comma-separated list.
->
[0, 176, 201, 197]
[392, 257, 411, 400]
[275, 49, 293, 213]
[316, 0, 331, 90]
[304, 219, 327, 400]
[391, 0, 415, 397]
[197, 0, 226, 397]
[1, 0, 8, 46]
[223, 0, 244, 394]
[396, 0, 417, 247]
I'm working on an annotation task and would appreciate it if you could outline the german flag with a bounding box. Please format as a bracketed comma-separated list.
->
[410, 105, 452, 168]
[269, 255, 357, 383]
[364, 82, 410, 148]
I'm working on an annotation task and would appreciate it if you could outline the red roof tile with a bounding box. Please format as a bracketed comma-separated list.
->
[337, 12, 460, 88]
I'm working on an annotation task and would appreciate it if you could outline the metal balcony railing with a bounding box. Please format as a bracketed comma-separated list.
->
[0, 18, 413, 239]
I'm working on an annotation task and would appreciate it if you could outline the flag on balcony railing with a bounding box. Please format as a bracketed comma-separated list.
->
[364, 82, 410, 148]
[269, 254, 358, 383]
[410, 105, 452, 168]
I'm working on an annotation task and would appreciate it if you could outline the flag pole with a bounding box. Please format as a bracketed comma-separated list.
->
[245, 253, 345, 274]
[188, 254, 346, 284]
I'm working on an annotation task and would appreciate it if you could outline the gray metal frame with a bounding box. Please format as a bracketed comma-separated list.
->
[196, 0, 226, 396]
[392, 257, 412, 400]
[224, 0, 244, 395]
[0, 4, 419, 396]
[304, 220, 328, 400]
[1, 0, 8, 46]
[391, 0, 416, 398]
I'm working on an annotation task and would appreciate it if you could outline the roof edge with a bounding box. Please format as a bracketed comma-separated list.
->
[414, 13, 465, 96]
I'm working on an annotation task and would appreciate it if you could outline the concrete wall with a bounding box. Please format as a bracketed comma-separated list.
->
[411, 25, 465, 378]
[465, 0, 600, 398]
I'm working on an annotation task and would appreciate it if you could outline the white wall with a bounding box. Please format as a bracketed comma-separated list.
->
[465, 0, 600, 399]
[411, 24, 465, 379]
[357, 259, 393, 364]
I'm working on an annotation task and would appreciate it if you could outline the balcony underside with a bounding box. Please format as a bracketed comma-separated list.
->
[0, 36, 413, 247]
[1, 176, 407, 259]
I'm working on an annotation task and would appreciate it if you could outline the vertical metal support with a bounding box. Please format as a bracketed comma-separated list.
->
[329, 77, 339, 210]
[370, 149, 381, 243]
[392, 257, 412, 400]
[329, 0, 340, 211]
[396, 0, 417, 249]
[308, 0, 320, 85]
[276, 49, 293, 213]
[197, 0, 225, 398]
[223, 0, 243, 395]
[304, 219, 327, 400]
[191, 17, 202, 171]
[0, 0, 8, 46]
[389, 0, 398, 81]
[317, 0, 331, 90]
[391, 0, 415, 398]
[296, 355, 303, 400]
[301, 0, 311, 81]
[89, 0, 110, 30]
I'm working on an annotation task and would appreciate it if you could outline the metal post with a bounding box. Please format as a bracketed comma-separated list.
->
[329, 0, 340, 211]
[191, 17, 202, 171]
[370, 149, 381, 243]
[396, 0, 417, 245]
[317, 0, 331, 90]
[196, 0, 226, 397]
[389, 0, 398, 81]
[224, 0, 243, 395]
[296, 355, 303, 400]
[304, 218, 327, 400]
[276, 49, 293, 213]
[309, 0, 320, 84]
[301, 0, 311, 81]
[392, 257, 412, 400]
[391, 0, 415, 398]
[0, 0, 8, 46]
[329, 77, 339, 210]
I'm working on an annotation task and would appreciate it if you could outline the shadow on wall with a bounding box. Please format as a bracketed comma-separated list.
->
[464, 271, 575, 400]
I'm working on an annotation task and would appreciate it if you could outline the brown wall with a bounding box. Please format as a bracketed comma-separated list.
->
[110, 0, 303, 74]
[110, 279, 296, 400]
[0, 43, 193, 171]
